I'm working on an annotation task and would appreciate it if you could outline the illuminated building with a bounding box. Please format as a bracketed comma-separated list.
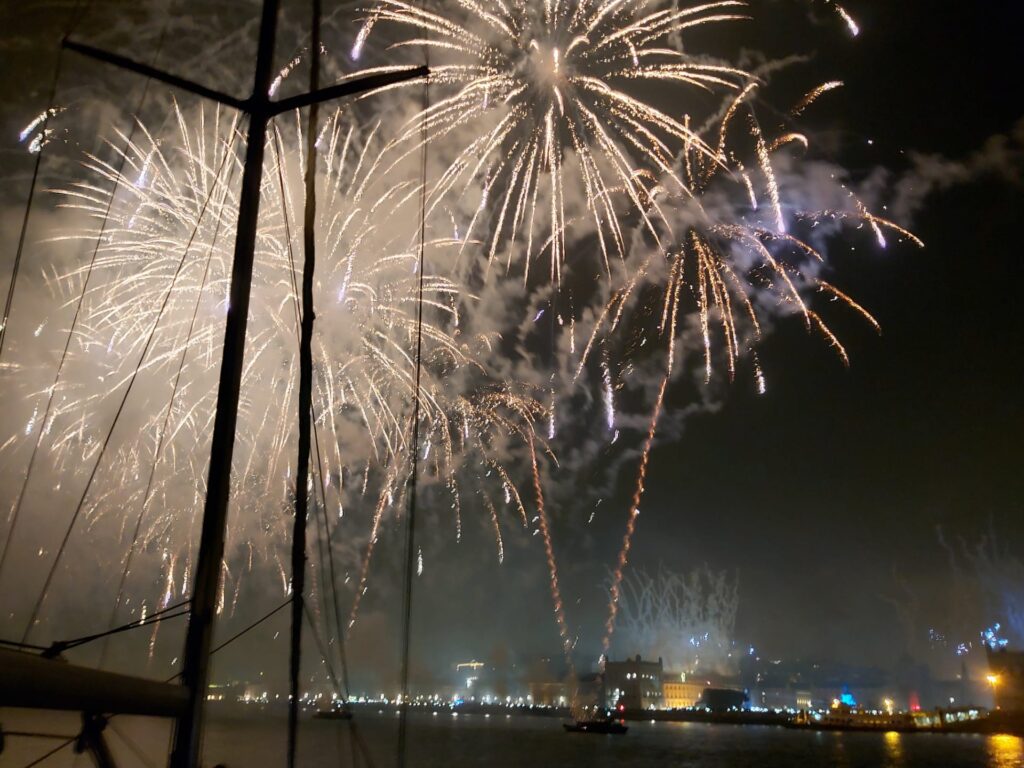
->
[662, 673, 706, 709]
[987, 648, 1024, 712]
[603, 655, 664, 710]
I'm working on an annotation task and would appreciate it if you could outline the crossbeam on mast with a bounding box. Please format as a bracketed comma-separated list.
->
[0, 6, 431, 768]
[63, 38, 428, 119]
[0, 649, 187, 717]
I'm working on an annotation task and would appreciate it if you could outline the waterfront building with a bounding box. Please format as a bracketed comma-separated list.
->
[662, 673, 706, 709]
[603, 655, 664, 710]
[987, 648, 1024, 712]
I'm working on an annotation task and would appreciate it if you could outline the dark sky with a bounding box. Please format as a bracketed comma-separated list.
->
[0, 0, 1021, 692]
[629, 0, 1024, 664]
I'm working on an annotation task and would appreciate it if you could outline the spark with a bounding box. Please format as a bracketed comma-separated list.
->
[834, 4, 860, 37]
[357, 0, 752, 279]
[15, 102, 542, 631]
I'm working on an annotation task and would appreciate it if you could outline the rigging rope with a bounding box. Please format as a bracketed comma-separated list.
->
[269, 8, 362, 757]
[18, 737, 77, 768]
[48, 598, 190, 655]
[19, 109, 244, 645]
[396, 17, 431, 768]
[0, 12, 173, 595]
[97, 118, 243, 671]
[0, 0, 91, 362]
[0, 638, 48, 652]
[271, 120, 347, 694]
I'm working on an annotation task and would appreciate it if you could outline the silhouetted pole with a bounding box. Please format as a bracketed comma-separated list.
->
[169, 1, 281, 765]
[287, 0, 321, 764]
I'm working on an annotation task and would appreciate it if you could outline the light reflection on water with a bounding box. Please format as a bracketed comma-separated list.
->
[989, 734, 1024, 768]
[885, 730, 905, 766]
[2, 710, 1022, 767]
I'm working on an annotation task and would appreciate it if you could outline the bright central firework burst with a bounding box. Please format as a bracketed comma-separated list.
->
[356, 0, 754, 282]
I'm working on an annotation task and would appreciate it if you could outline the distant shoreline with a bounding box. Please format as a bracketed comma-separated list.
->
[218, 700, 1024, 736]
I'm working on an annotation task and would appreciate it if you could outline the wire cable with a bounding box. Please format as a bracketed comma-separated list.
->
[97, 117, 243, 671]
[0, 0, 91, 362]
[19, 110, 246, 645]
[396, 15, 431, 767]
[0, 13, 173, 592]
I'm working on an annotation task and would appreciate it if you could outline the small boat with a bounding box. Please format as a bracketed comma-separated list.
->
[563, 719, 628, 735]
[313, 706, 354, 721]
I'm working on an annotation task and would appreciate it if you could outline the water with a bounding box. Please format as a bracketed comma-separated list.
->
[4, 710, 1023, 767]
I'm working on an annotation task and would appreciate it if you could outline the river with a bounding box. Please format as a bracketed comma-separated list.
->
[3, 709, 1023, 767]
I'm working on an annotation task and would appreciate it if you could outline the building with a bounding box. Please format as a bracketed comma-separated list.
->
[603, 655, 664, 710]
[662, 674, 706, 709]
[988, 648, 1024, 712]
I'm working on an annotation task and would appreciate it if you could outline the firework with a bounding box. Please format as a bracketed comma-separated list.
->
[4, 101, 542, 639]
[614, 564, 739, 674]
[350, 1, 921, 679]
[354, 0, 753, 282]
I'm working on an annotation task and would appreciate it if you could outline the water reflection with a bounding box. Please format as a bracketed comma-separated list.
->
[988, 734, 1023, 768]
[884, 730, 904, 766]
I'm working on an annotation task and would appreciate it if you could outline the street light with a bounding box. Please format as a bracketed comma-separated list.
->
[987, 674, 1002, 710]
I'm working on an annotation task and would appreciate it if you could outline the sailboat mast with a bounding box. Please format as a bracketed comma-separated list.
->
[170, 1, 281, 765]
[288, 0, 321, 764]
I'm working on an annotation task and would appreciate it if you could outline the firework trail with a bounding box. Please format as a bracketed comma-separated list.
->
[529, 437, 578, 709]
[584, 72, 921, 656]
[352, 0, 920, 673]
[601, 374, 666, 663]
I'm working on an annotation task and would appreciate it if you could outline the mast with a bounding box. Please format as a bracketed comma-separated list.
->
[169, 1, 282, 765]
[287, 0, 321, 764]
[0, 3, 427, 765]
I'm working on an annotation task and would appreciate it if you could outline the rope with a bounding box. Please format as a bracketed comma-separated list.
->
[19, 108, 244, 645]
[0, 638, 49, 651]
[396, 17, 431, 767]
[97, 119, 242, 671]
[2, 732, 76, 740]
[269, 75, 354, 705]
[108, 721, 160, 768]
[47, 599, 190, 655]
[17, 737, 77, 768]
[206, 597, 292, 660]
[302, 603, 376, 768]
[0, 12, 173, 595]
[0, 0, 91, 362]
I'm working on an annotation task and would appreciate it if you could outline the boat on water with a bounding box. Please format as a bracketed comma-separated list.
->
[563, 719, 629, 735]
[789, 701, 989, 733]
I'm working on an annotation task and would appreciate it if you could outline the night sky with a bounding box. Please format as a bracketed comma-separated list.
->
[634, 0, 1024, 665]
[0, 0, 1021, 692]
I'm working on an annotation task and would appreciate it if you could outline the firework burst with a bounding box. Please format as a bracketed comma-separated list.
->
[354, 0, 755, 282]
[4, 101, 543, 636]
